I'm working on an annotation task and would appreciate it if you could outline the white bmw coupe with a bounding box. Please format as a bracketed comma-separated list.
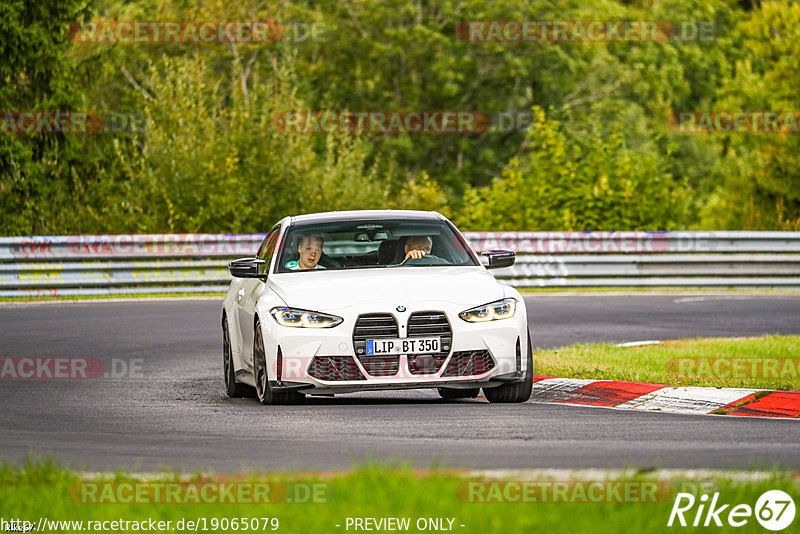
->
[222, 210, 533, 404]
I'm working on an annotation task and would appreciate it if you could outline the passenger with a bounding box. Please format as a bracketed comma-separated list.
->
[285, 234, 326, 270]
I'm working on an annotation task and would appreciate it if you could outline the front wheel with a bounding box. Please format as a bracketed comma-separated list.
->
[223, 318, 255, 398]
[484, 331, 534, 404]
[253, 320, 304, 405]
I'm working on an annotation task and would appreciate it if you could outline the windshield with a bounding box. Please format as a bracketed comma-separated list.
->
[275, 219, 479, 272]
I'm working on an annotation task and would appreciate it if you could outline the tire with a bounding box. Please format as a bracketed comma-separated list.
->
[223, 318, 255, 398]
[253, 319, 304, 405]
[437, 387, 480, 400]
[484, 330, 534, 404]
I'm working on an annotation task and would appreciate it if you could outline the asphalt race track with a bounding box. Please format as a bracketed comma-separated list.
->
[1, 294, 800, 472]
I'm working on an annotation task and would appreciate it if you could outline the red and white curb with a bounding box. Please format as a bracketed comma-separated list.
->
[530, 376, 800, 419]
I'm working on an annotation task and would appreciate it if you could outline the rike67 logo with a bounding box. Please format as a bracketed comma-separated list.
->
[668, 490, 795, 531]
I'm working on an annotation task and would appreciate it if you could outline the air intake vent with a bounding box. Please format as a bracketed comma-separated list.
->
[442, 350, 495, 377]
[307, 356, 366, 381]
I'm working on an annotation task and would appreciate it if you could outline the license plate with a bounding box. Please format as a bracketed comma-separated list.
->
[366, 337, 440, 355]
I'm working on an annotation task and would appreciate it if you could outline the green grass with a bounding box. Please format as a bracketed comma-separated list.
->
[533, 335, 800, 390]
[1, 460, 798, 534]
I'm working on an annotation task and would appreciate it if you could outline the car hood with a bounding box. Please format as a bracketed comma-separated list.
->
[269, 266, 504, 311]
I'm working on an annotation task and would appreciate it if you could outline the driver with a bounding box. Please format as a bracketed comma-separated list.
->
[285, 234, 326, 270]
[399, 236, 448, 265]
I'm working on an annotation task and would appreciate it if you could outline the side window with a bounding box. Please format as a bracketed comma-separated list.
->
[256, 225, 282, 275]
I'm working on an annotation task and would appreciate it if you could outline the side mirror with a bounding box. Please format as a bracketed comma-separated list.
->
[481, 250, 515, 270]
[228, 257, 266, 279]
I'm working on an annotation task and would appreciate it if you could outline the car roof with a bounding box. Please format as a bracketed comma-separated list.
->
[289, 210, 444, 226]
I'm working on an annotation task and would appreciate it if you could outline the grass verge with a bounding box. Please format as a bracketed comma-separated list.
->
[1, 460, 798, 533]
[533, 335, 800, 390]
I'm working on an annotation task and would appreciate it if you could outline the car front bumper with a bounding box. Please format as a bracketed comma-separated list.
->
[256, 301, 529, 395]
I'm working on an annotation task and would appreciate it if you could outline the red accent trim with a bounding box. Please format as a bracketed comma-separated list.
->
[554, 380, 668, 407]
[726, 391, 800, 419]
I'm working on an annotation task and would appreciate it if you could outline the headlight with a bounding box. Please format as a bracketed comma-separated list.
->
[458, 298, 517, 323]
[270, 307, 343, 328]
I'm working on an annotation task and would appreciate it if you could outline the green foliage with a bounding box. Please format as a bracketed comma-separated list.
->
[392, 171, 451, 217]
[108, 55, 388, 233]
[697, 2, 800, 230]
[0, 0, 798, 234]
[458, 108, 686, 230]
[0, 0, 98, 234]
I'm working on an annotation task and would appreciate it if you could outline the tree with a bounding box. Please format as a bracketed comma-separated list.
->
[109, 53, 388, 233]
[0, 0, 101, 234]
[698, 2, 800, 229]
[458, 108, 686, 230]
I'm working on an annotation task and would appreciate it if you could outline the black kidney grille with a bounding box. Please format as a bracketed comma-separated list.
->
[353, 313, 399, 376]
[407, 311, 451, 352]
[353, 314, 398, 353]
[307, 355, 366, 381]
[405, 311, 451, 374]
[408, 312, 450, 338]
[442, 350, 495, 377]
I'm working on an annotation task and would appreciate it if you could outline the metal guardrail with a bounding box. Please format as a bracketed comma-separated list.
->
[0, 234, 260, 297]
[463, 231, 800, 287]
[1, 232, 799, 296]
